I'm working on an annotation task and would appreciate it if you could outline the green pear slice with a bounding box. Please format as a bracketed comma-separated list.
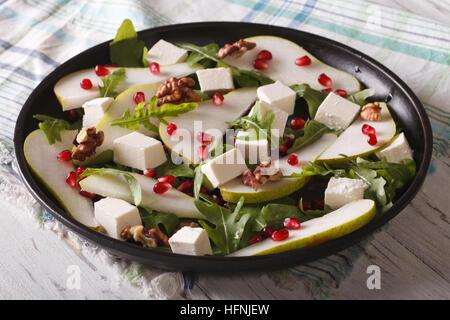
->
[54, 64, 201, 111]
[229, 199, 375, 256]
[159, 87, 257, 164]
[223, 36, 361, 92]
[318, 102, 396, 162]
[23, 129, 98, 228]
[79, 172, 205, 219]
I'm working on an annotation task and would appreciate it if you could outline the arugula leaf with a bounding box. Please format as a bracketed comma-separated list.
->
[33, 114, 81, 145]
[298, 198, 331, 218]
[290, 83, 329, 118]
[110, 19, 146, 67]
[193, 164, 205, 199]
[79, 168, 142, 205]
[347, 88, 376, 106]
[233, 70, 274, 87]
[98, 68, 127, 98]
[138, 207, 180, 235]
[183, 43, 220, 68]
[287, 120, 331, 153]
[154, 161, 194, 179]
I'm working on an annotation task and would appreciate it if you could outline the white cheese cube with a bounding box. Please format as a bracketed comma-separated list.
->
[257, 81, 296, 115]
[325, 177, 368, 210]
[113, 131, 166, 171]
[145, 39, 188, 65]
[196, 67, 234, 94]
[201, 148, 248, 188]
[82, 97, 113, 127]
[248, 102, 289, 138]
[94, 197, 142, 240]
[235, 130, 270, 164]
[168, 226, 213, 256]
[376, 133, 413, 163]
[314, 92, 361, 130]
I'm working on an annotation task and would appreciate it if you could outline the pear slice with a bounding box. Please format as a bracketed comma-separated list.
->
[23, 130, 98, 228]
[54, 64, 201, 111]
[79, 172, 205, 219]
[223, 36, 361, 92]
[229, 199, 375, 256]
[318, 102, 396, 162]
[159, 87, 257, 164]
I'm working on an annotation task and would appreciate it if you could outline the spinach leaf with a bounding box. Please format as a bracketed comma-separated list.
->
[290, 83, 329, 118]
[154, 161, 194, 179]
[110, 19, 146, 67]
[33, 114, 81, 145]
[347, 88, 376, 106]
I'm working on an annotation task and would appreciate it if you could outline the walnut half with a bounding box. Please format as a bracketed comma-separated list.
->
[72, 127, 104, 161]
[242, 160, 282, 191]
[360, 102, 382, 121]
[218, 39, 256, 59]
[155, 77, 201, 106]
[121, 226, 169, 248]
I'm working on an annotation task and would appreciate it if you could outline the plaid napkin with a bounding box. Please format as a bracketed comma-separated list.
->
[0, 0, 448, 299]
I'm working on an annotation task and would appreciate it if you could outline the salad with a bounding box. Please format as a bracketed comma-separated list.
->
[23, 19, 416, 257]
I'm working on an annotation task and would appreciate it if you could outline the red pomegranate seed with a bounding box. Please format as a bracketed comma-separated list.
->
[167, 122, 177, 135]
[143, 169, 156, 178]
[153, 182, 172, 194]
[322, 88, 333, 93]
[57, 150, 72, 162]
[80, 78, 93, 90]
[253, 59, 268, 70]
[198, 145, 208, 161]
[76, 167, 85, 176]
[302, 201, 312, 211]
[287, 153, 299, 166]
[312, 199, 324, 210]
[105, 63, 118, 67]
[177, 180, 193, 193]
[197, 132, 213, 145]
[290, 118, 305, 130]
[271, 228, 289, 241]
[318, 73, 332, 87]
[67, 109, 79, 121]
[362, 124, 376, 135]
[256, 50, 272, 61]
[284, 217, 301, 230]
[295, 55, 311, 66]
[66, 171, 78, 188]
[150, 62, 160, 75]
[79, 190, 96, 199]
[212, 93, 224, 106]
[133, 91, 146, 104]
[262, 226, 275, 237]
[336, 89, 347, 97]
[95, 64, 110, 77]
[158, 175, 176, 185]
[279, 145, 288, 156]
[249, 234, 265, 245]
[283, 137, 295, 149]
[368, 133, 378, 146]
[200, 187, 208, 194]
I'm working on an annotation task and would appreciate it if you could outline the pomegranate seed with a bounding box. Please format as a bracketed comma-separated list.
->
[133, 91, 146, 104]
[283, 137, 295, 149]
[79, 190, 96, 199]
[212, 93, 224, 106]
[256, 50, 272, 61]
[322, 88, 333, 93]
[312, 199, 324, 210]
[66, 171, 78, 188]
[284, 217, 301, 230]
[362, 124, 376, 135]
[143, 169, 156, 178]
[271, 228, 289, 241]
[95, 64, 110, 77]
[80, 78, 93, 90]
[158, 175, 176, 185]
[105, 63, 118, 67]
[249, 234, 265, 245]
[198, 145, 208, 161]
[290, 118, 305, 130]
[295, 55, 312, 66]
[67, 109, 79, 121]
[302, 201, 312, 211]
[336, 89, 347, 97]
[177, 180, 193, 193]
[153, 182, 172, 194]
[197, 132, 213, 145]
[287, 153, 299, 166]
[318, 73, 332, 87]
[200, 187, 208, 194]
[150, 62, 160, 75]
[262, 226, 275, 237]
[57, 150, 72, 162]
[279, 145, 288, 156]
[253, 59, 268, 70]
[368, 133, 378, 146]
[76, 167, 85, 176]
[213, 195, 224, 206]
[167, 122, 177, 135]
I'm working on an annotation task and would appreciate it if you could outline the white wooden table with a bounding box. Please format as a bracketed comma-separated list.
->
[1, 0, 449, 300]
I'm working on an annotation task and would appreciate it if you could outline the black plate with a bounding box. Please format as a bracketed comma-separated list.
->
[14, 22, 432, 272]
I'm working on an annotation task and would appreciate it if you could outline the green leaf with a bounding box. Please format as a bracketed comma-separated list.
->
[154, 161, 194, 179]
[110, 19, 146, 67]
[138, 207, 180, 235]
[287, 120, 331, 153]
[232, 70, 274, 88]
[80, 168, 142, 205]
[33, 114, 81, 145]
[347, 88, 376, 106]
[193, 164, 204, 199]
[176, 42, 221, 65]
[98, 68, 127, 98]
[290, 83, 329, 118]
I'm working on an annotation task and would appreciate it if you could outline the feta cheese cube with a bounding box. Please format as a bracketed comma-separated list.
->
[201, 148, 248, 188]
[196, 67, 234, 94]
[168, 226, 213, 256]
[94, 197, 142, 239]
[257, 81, 296, 115]
[314, 92, 361, 130]
[113, 132, 166, 171]
[325, 177, 368, 210]
[376, 133, 413, 163]
[82, 97, 113, 127]
[235, 130, 270, 164]
[248, 102, 289, 138]
[145, 39, 188, 65]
